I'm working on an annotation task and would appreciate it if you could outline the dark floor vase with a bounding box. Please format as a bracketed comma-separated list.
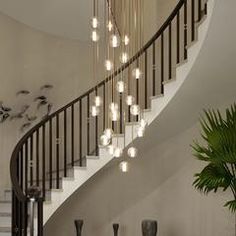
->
[142, 220, 158, 236]
[74, 220, 84, 236]
[113, 223, 119, 236]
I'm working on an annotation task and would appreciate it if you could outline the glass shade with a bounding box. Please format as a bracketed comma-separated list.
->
[116, 81, 125, 93]
[110, 34, 120, 48]
[91, 30, 99, 42]
[114, 147, 123, 158]
[94, 96, 102, 107]
[90, 105, 100, 117]
[123, 35, 130, 46]
[91, 17, 99, 29]
[126, 95, 135, 106]
[127, 147, 138, 158]
[104, 128, 113, 139]
[130, 104, 140, 116]
[107, 20, 113, 32]
[132, 68, 142, 79]
[120, 52, 129, 64]
[100, 134, 110, 146]
[105, 60, 113, 71]
[119, 161, 129, 172]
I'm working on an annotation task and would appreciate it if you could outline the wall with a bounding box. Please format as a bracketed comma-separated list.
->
[44, 102, 234, 236]
[0, 12, 103, 197]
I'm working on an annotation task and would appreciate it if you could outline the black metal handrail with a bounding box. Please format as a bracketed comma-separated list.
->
[10, 0, 208, 235]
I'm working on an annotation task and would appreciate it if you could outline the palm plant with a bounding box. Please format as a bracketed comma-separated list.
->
[192, 104, 236, 213]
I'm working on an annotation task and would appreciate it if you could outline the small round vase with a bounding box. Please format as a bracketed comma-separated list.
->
[113, 223, 119, 236]
[142, 220, 158, 236]
[74, 220, 84, 236]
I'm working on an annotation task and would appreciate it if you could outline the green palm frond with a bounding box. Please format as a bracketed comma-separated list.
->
[224, 200, 236, 212]
[192, 104, 236, 212]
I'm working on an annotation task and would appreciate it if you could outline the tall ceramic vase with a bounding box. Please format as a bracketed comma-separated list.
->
[113, 223, 119, 236]
[142, 220, 158, 236]
[74, 220, 84, 236]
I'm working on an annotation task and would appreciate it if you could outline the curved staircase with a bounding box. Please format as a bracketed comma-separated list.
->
[5, 0, 217, 235]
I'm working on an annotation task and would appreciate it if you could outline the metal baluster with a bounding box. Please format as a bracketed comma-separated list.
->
[177, 11, 180, 64]
[145, 50, 148, 109]
[71, 104, 75, 166]
[56, 115, 60, 189]
[36, 130, 39, 186]
[152, 42, 156, 96]
[64, 109, 67, 177]
[49, 119, 52, 189]
[42, 125, 46, 198]
[169, 22, 172, 79]
[161, 34, 164, 94]
[87, 94, 90, 155]
[79, 100, 83, 166]
[191, 0, 195, 41]
[184, 0, 188, 60]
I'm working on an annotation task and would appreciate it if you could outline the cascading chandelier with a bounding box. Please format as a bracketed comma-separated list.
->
[90, 0, 145, 172]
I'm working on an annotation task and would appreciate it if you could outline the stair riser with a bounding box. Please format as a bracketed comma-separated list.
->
[0, 217, 11, 227]
[0, 204, 11, 214]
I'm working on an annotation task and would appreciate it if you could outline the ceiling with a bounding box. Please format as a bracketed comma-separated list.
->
[0, 0, 104, 41]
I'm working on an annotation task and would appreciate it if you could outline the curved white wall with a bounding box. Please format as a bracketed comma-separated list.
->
[0, 12, 102, 197]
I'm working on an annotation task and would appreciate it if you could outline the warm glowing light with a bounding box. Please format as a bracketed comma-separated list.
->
[130, 104, 140, 116]
[100, 134, 110, 146]
[132, 68, 142, 79]
[116, 81, 125, 93]
[110, 34, 120, 48]
[91, 30, 99, 42]
[140, 118, 147, 128]
[94, 96, 102, 107]
[107, 145, 115, 155]
[119, 161, 129, 172]
[137, 126, 145, 137]
[120, 52, 129, 64]
[126, 95, 135, 106]
[105, 60, 113, 71]
[110, 110, 120, 121]
[123, 35, 130, 46]
[107, 20, 113, 32]
[114, 147, 123, 158]
[90, 105, 100, 117]
[109, 102, 118, 111]
[91, 17, 99, 29]
[127, 147, 138, 158]
[104, 128, 113, 139]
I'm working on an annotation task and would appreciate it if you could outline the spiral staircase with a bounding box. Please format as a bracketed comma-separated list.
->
[0, 0, 223, 235]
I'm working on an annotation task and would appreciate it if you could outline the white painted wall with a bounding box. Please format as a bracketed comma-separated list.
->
[0, 12, 104, 197]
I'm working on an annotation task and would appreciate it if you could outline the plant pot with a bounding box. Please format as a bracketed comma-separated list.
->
[74, 220, 84, 236]
[142, 220, 158, 236]
[113, 223, 119, 236]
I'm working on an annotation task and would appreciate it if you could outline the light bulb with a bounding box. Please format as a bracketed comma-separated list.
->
[104, 128, 113, 139]
[119, 161, 129, 172]
[128, 147, 138, 158]
[123, 35, 130, 45]
[120, 52, 129, 64]
[91, 30, 99, 42]
[116, 81, 125, 93]
[130, 104, 140, 116]
[126, 95, 135, 106]
[91, 17, 99, 29]
[137, 126, 145, 137]
[94, 96, 102, 107]
[110, 34, 120, 48]
[107, 21, 113, 32]
[100, 134, 110, 146]
[140, 118, 147, 128]
[110, 110, 120, 121]
[114, 147, 123, 158]
[107, 145, 115, 155]
[105, 60, 113, 71]
[109, 102, 118, 111]
[90, 105, 100, 117]
[132, 68, 142, 79]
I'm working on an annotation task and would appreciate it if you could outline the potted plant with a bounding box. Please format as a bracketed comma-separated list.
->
[192, 104, 236, 234]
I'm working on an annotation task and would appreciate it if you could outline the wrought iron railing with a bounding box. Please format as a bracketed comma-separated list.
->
[10, 0, 207, 235]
